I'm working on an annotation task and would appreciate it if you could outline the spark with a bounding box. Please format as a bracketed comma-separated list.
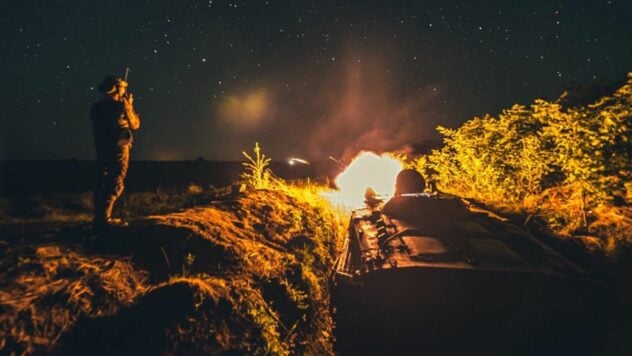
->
[288, 157, 309, 165]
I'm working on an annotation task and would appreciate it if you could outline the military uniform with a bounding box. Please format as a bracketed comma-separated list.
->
[91, 76, 140, 229]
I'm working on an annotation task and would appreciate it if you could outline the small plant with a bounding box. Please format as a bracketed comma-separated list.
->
[187, 183, 203, 194]
[182, 253, 196, 276]
[241, 142, 274, 189]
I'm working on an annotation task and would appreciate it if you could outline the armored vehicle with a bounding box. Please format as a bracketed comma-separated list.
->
[332, 192, 609, 355]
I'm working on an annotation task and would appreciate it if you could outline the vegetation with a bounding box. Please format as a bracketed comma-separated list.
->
[0, 146, 347, 354]
[241, 142, 275, 190]
[415, 72, 632, 253]
[0, 245, 148, 354]
[4, 73, 632, 353]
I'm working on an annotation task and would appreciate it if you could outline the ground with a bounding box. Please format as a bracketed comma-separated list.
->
[2, 183, 632, 354]
[0, 187, 345, 354]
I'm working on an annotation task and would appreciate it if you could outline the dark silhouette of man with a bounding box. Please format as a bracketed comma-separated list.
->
[91, 75, 141, 231]
[382, 169, 467, 230]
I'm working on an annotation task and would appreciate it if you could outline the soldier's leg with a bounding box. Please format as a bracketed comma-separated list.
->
[103, 144, 130, 220]
[93, 151, 110, 225]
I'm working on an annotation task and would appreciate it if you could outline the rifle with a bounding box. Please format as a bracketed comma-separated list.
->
[124, 67, 131, 82]
[123, 67, 132, 100]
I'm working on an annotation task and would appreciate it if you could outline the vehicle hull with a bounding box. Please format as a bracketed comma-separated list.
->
[333, 266, 607, 355]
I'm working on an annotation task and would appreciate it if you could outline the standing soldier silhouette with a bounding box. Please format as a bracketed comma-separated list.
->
[91, 74, 141, 231]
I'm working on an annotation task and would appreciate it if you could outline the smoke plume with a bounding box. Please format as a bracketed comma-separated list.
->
[305, 47, 444, 162]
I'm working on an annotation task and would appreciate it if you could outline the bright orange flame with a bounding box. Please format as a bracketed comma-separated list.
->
[326, 151, 403, 208]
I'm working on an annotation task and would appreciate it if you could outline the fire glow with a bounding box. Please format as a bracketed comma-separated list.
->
[327, 151, 404, 209]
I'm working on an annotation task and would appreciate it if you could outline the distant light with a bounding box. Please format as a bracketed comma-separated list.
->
[288, 157, 309, 166]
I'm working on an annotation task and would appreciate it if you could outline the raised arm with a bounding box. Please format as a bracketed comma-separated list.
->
[123, 93, 141, 130]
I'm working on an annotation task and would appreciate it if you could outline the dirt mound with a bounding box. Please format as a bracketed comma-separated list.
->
[0, 244, 148, 354]
[1, 187, 345, 354]
[58, 279, 217, 355]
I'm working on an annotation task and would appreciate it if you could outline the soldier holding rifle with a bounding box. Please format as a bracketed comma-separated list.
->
[91, 68, 141, 231]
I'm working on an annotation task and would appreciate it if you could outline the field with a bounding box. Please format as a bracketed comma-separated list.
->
[1, 161, 347, 354]
[1, 155, 632, 354]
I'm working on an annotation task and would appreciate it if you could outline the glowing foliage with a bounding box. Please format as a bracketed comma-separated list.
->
[426, 72, 632, 248]
[241, 142, 274, 189]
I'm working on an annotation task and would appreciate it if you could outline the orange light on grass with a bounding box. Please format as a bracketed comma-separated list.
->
[326, 151, 403, 209]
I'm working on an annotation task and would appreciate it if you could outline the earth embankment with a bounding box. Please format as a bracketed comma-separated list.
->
[1, 188, 345, 354]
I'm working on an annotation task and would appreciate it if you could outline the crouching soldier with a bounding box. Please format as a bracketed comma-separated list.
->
[91, 75, 141, 231]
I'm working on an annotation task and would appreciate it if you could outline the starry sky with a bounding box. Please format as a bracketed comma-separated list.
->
[1, 0, 631, 161]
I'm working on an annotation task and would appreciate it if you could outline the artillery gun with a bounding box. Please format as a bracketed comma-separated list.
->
[332, 190, 610, 354]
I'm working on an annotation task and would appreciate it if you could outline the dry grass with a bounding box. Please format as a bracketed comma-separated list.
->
[588, 204, 632, 254]
[435, 177, 632, 255]
[139, 184, 346, 354]
[0, 245, 148, 354]
[0, 186, 225, 226]
[515, 182, 632, 253]
[0, 182, 347, 354]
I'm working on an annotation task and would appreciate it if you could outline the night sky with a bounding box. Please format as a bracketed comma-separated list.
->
[2, 0, 631, 161]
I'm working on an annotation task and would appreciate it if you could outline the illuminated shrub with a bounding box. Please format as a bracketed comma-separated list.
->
[426, 72, 632, 246]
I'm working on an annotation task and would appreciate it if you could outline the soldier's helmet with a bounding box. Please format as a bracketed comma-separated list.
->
[98, 76, 128, 94]
[394, 169, 425, 196]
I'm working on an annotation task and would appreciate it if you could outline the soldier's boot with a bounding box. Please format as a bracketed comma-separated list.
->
[103, 195, 128, 227]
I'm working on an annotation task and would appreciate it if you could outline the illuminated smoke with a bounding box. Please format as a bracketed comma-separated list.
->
[305, 47, 442, 161]
[217, 89, 271, 128]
